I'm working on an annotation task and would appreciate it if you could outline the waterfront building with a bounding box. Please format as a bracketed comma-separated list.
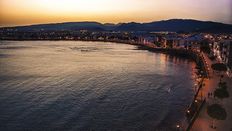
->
[211, 40, 232, 75]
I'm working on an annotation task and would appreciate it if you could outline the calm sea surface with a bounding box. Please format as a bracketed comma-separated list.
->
[0, 41, 195, 130]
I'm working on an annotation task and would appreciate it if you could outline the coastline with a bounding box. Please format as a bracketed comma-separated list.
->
[133, 42, 210, 130]
[0, 39, 210, 130]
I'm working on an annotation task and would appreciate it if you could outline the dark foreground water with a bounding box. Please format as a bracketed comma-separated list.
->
[0, 41, 195, 130]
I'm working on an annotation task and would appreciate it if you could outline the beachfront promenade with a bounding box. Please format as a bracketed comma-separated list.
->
[191, 53, 232, 131]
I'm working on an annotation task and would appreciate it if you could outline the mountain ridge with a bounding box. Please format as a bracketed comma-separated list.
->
[1, 19, 232, 33]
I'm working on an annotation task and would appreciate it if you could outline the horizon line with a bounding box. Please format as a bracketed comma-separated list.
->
[1, 18, 232, 28]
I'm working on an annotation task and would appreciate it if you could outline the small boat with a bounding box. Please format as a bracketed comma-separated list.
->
[167, 88, 171, 93]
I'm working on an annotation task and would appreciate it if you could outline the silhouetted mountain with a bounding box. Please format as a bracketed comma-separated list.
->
[115, 19, 232, 33]
[103, 23, 118, 31]
[7, 22, 106, 31]
[1, 19, 232, 33]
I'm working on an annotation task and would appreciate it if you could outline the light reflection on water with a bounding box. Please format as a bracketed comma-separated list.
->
[0, 41, 195, 130]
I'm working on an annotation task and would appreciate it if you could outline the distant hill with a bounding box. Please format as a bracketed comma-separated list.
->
[1, 19, 232, 33]
[3, 22, 106, 31]
[115, 19, 232, 33]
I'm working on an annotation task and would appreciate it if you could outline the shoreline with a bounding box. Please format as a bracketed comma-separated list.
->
[0, 39, 209, 130]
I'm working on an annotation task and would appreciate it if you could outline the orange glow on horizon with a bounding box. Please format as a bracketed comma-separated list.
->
[0, 0, 231, 27]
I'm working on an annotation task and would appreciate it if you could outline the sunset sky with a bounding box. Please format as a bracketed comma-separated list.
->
[0, 0, 231, 26]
